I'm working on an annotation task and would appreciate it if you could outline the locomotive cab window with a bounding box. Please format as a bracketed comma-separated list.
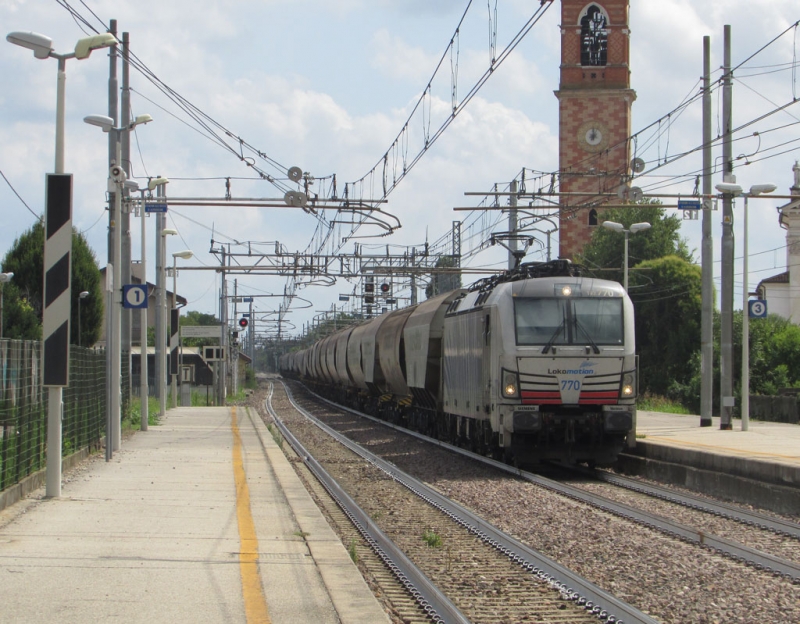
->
[514, 297, 623, 346]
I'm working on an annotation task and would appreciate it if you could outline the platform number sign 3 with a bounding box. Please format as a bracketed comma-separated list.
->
[748, 300, 767, 319]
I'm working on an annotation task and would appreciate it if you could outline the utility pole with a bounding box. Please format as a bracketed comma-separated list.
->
[120, 32, 132, 393]
[249, 298, 254, 368]
[700, 35, 714, 427]
[508, 180, 518, 270]
[720, 25, 734, 430]
[105, 19, 118, 461]
[156, 185, 167, 417]
[410, 247, 417, 305]
[219, 248, 228, 405]
[232, 279, 238, 395]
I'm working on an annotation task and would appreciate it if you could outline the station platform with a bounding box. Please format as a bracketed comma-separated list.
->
[625, 411, 800, 515]
[0, 406, 389, 624]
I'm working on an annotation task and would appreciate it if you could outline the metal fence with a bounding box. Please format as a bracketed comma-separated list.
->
[0, 340, 129, 493]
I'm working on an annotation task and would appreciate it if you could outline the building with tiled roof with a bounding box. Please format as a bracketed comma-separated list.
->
[758, 162, 800, 323]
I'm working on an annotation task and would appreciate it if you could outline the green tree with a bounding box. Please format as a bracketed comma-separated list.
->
[180, 310, 220, 348]
[2, 221, 103, 345]
[739, 313, 800, 396]
[1, 281, 41, 340]
[577, 201, 693, 283]
[578, 202, 700, 401]
[629, 255, 702, 396]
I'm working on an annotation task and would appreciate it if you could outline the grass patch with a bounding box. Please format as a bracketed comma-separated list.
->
[266, 423, 284, 449]
[422, 529, 443, 548]
[348, 539, 359, 564]
[637, 394, 691, 414]
[126, 396, 161, 429]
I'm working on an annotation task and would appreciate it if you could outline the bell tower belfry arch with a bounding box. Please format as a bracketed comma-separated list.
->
[555, 1, 636, 260]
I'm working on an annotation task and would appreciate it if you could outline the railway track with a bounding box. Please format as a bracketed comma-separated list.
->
[265, 379, 800, 623]
[565, 465, 800, 566]
[266, 381, 656, 624]
[294, 381, 800, 581]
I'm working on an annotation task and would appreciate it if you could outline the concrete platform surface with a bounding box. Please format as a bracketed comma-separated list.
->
[0, 406, 389, 624]
[636, 411, 800, 469]
[627, 411, 800, 514]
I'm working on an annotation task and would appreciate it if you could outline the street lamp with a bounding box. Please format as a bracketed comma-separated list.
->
[84, 113, 153, 456]
[7, 29, 116, 497]
[715, 182, 777, 431]
[0, 272, 14, 339]
[601, 221, 652, 291]
[77, 290, 89, 347]
[171, 250, 193, 407]
[6, 31, 117, 173]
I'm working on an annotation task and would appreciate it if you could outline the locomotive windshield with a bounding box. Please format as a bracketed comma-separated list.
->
[514, 297, 623, 347]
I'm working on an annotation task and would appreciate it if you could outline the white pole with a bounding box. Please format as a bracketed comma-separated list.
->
[171, 257, 177, 408]
[158, 193, 167, 417]
[741, 195, 750, 431]
[111, 134, 122, 451]
[46, 57, 67, 497]
[140, 193, 149, 431]
[623, 230, 629, 292]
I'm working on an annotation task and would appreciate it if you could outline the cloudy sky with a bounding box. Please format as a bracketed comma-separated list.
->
[1, 0, 799, 337]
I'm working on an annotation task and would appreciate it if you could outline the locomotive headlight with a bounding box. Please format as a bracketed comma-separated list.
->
[502, 371, 519, 398]
[621, 384, 634, 396]
[554, 283, 580, 297]
[621, 372, 636, 397]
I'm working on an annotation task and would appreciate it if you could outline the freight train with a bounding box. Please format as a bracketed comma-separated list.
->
[279, 260, 636, 466]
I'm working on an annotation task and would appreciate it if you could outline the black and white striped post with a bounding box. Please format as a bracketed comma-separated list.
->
[43, 173, 72, 498]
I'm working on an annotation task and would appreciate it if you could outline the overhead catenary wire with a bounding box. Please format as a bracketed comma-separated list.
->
[43, 1, 800, 326]
[0, 169, 41, 221]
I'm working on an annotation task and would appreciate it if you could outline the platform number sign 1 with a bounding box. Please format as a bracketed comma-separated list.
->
[123, 284, 148, 309]
[748, 300, 767, 319]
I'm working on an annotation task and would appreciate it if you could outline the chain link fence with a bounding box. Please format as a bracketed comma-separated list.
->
[0, 340, 129, 494]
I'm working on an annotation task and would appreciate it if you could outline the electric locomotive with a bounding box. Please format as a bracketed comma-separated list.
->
[280, 260, 636, 466]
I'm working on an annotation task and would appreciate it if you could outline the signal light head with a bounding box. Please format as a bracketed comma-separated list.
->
[239, 317, 248, 328]
[380, 283, 390, 293]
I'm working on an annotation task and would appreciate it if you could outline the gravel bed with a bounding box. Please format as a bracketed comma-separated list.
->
[268, 385, 602, 624]
[283, 383, 800, 624]
[571, 479, 800, 564]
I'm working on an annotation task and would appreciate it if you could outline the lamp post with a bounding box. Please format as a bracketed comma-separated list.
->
[6, 31, 118, 174]
[715, 182, 777, 431]
[171, 250, 193, 407]
[0, 272, 14, 339]
[77, 290, 89, 346]
[601, 221, 652, 291]
[8, 29, 116, 497]
[84, 113, 153, 456]
[159, 228, 178, 414]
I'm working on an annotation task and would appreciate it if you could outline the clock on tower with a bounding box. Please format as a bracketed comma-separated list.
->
[555, 1, 636, 260]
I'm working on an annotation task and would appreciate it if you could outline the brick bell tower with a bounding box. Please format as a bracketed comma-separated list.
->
[556, 1, 636, 260]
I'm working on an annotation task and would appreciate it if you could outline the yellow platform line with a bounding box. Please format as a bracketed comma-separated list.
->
[231, 406, 272, 624]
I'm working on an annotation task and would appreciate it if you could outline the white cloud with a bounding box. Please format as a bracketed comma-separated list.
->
[1, 0, 798, 331]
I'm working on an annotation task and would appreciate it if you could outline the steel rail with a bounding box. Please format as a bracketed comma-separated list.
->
[265, 384, 470, 624]
[584, 466, 800, 539]
[284, 382, 659, 624]
[298, 384, 800, 584]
